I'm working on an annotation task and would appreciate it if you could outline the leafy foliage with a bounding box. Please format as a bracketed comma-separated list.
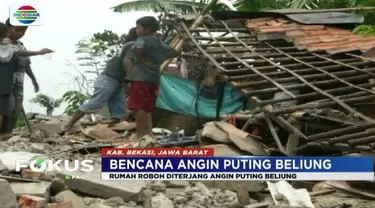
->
[112, 0, 242, 14]
[61, 91, 88, 116]
[75, 30, 126, 75]
[353, 25, 375, 37]
[235, 0, 286, 11]
[30, 94, 63, 116]
[113, 0, 209, 14]
[68, 30, 129, 116]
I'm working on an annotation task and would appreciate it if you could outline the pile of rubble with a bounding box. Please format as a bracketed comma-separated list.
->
[0, 113, 373, 208]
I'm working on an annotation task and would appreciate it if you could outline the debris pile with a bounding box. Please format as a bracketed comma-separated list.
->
[0, 114, 371, 208]
[159, 11, 375, 156]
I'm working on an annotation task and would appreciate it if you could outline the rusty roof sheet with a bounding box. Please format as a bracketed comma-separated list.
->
[171, 16, 375, 154]
[246, 17, 375, 54]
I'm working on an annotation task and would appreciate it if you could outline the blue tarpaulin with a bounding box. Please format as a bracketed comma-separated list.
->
[155, 74, 245, 119]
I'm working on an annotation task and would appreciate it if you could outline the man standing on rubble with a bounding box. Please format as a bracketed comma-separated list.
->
[60, 28, 138, 134]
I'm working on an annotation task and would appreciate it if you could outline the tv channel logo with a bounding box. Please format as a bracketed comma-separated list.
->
[9, 4, 44, 26]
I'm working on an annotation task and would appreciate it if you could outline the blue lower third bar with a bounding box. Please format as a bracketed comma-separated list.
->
[101, 156, 374, 172]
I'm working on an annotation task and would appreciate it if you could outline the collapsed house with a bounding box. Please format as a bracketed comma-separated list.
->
[157, 9, 375, 156]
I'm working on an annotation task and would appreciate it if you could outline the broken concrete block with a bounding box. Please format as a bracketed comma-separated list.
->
[102, 197, 125, 207]
[268, 206, 311, 208]
[202, 122, 231, 143]
[57, 165, 145, 202]
[81, 124, 121, 140]
[54, 190, 88, 208]
[29, 143, 47, 154]
[214, 121, 267, 155]
[267, 181, 314, 208]
[45, 201, 74, 208]
[18, 195, 47, 208]
[29, 129, 49, 141]
[312, 181, 350, 192]
[21, 169, 44, 180]
[0, 179, 17, 208]
[11, 182, 50, 197]
[0, 159, 7, 172]
[203, 180, 266, 194]
[150, 182, 166, 192]
[151, 193, 173, 208]
[31, 121, 63, 134]
[164, 181, 189, 188]
[7, 135, 29, 143]
[194, 182, 211, 196]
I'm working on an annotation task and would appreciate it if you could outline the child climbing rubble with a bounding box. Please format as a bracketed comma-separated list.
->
[123, 16, 180, 140]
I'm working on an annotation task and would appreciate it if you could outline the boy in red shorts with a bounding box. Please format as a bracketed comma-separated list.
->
[124, 16, 179, 139]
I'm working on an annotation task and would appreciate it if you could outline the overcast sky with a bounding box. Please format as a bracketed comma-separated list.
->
[0, 0, 155, 115]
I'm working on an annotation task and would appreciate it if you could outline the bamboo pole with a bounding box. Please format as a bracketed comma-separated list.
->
[285, 117, 301, 156]
[22, 106, 32, 133]
[159, 0, 219, 73]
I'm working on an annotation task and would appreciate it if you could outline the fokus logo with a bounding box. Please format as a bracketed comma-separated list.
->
[15, 157, 94, 173]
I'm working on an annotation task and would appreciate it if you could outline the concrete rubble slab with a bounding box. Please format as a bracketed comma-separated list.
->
[214, 121, 268, 156]
[55, 190, 88, 208]
[0, 158, 7, 172]
[6, 111, 375, 208]
[164, 181, 189, 188]
[151, 193, 174, 208]
[201, 144, 266, 197]
[202, 122, 231, 143]
[0, 179, 17, 208]
[10, 182, 50, 197]
[267, 181, 314, 208]
[81, 124, 121, 140]
[57, 165, 146, 202]
[31, 120, 63, 134]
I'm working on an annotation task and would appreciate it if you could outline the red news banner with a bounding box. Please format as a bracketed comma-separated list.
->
[101, 148, 214, 156]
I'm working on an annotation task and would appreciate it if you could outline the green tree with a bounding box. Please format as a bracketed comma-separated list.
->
[61, 91, 88, 116]
[30, 94, 63, 116]
[75, 30, 126, 76]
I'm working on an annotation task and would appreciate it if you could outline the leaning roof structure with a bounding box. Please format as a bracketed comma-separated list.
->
[161, 9, 375, 155]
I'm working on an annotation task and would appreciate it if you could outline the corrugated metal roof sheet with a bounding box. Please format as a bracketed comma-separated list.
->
[211, 10, 364, 24]
[246, 17, 375, 54]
